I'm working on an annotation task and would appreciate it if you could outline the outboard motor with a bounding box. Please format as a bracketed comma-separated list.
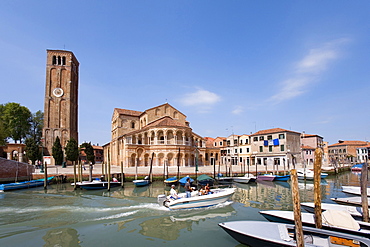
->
[157, 194, 167, 206]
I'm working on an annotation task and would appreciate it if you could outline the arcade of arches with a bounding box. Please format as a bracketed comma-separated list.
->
[105, 103, 219, 168]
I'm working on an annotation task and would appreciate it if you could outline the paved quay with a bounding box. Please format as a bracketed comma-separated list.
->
[33, 162, 341, 179]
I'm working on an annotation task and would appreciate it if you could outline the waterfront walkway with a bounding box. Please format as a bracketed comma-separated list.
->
[32, 162, 343, 178]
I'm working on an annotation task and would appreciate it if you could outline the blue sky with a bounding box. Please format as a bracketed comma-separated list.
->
[1, 1, 369, 146]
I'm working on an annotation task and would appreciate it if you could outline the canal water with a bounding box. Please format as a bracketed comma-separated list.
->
[0, 171, 363, 247]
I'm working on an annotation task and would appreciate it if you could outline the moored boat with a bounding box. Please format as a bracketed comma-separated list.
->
[301, 202, 364, 221]
[216, 176, 233, 184]
[256, 174, 275, 181]
[0, 176, 54, 192]
[179, 176, 194, 186]
[352, 163, 365, 171]
[133, 176, 150, 187]
[157, 187, 235, 210]
[196, 174, 214, 186]
[274, 175, 290, 181]
[72, 179, 121, 190]
[218, 220, 370, 247]
[260, 210, 370, 237]
[164, 176, 178, 186]
[342, 186, 370, 197]
[296, 168, 328, 180]
[331, 196, 370, 207]
[233, 174, 251, 184]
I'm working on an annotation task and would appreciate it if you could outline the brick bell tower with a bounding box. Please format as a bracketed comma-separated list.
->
[43, 50, 79, 156]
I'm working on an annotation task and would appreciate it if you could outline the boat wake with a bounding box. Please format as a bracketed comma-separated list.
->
[0, 202, 170, 216]
[93, 210, 139, 221]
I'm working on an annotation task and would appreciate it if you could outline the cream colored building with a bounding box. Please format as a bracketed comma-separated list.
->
[250, 128, 302, 169]
[104, 103, 206, 168]
[238, 134, 252, 168]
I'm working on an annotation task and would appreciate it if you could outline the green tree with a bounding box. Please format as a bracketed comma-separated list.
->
[65, 138, 79, 163]
[80, 142, 95, 165]
[2, 103, 31, 143]
[0, 104, 8, 145]
[80, 142, 95, 181]
[65, 138, 79, 188]
[52, 136, 64, 165]
[28, 110, 44, 143]
[25, 137, 40, 165]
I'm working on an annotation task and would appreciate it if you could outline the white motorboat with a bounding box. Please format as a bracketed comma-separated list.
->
[71, 179, 121, 190]
[157, 188, 235, 210]
[296, 168, 328, 180]
[301, 202, 364, 220]
[342, 186, 370, 197]
[260, 210, 370, 237]
[233, 173, 256, 184]
[133, 176, 150, 187]
[219, 220, 370, 247]
[331, 196, 370, 207]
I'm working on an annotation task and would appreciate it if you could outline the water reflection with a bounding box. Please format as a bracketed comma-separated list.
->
[138, 204, 235, 241]
[233, 178, 336, 210]
[139, 216, 190, 240]
[169, 204, 235, 222]
[42, 228, 80, 247]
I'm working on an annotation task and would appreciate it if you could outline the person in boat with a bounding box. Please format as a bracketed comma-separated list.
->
[205, 183, 212, 194]
[184, 177, 192, 198]
[170, 184, 179, 199]
[199, 185, 207, 195]
[112, 177, 118, 182]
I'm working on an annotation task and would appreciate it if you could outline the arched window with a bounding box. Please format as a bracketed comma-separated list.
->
[173, 111, 178, 119]
[57, 56, 61, 65]
[52, 56, 57, 65]
[62, 56, 66, 65]
[131, 121, 135, 129]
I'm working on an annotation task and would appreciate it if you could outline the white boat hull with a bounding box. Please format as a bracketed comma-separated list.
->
[260, 210, 370, 237]
[233, 177, 251, 184]
[301, 202, 363, 220]
[332, 196, 370, 207]
[219, 220, 370, 247]
[296, 169, 328, 180]
[342, 186, 370, 197]
[161, 188, 235, 210]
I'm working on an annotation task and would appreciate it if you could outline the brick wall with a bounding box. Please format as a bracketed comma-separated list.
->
[0, 157, 35, 182]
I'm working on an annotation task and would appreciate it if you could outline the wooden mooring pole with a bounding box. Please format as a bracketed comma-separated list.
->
[291, 169, 304, 247]
[314, 148, 323, 229]
[73, 161, 77, 190]
[43, 162, 48, 189]
[107, 160, 111, 191]
[361, 158, 369, 222]
[120, 161, 124, 187]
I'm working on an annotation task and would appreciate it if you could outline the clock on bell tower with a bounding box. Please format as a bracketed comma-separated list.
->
[43, 50, 79, 156]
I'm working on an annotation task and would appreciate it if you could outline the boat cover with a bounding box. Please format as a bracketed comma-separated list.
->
[322, 210, 360, 231]
[179, 176, 194, 184]
[197, 174, 214, 181]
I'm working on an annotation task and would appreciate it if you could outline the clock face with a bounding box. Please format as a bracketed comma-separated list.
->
[53, 88, 64, 97]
